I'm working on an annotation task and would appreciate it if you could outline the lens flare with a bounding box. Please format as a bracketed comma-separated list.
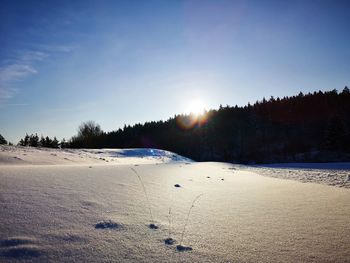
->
[177, 99, 208, 129]
[176, 113, 208, 130]
[176, 114, 197, 129]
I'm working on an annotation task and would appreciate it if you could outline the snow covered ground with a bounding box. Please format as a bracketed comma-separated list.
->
[0, 146, 349, 262]
[241, 162, 350, 189]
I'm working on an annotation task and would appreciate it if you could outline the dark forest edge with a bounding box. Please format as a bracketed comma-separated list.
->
[3, 87, 350, 164]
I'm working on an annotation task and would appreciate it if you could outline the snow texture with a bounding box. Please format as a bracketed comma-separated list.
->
[0, 146, 349, 262]
[241, 162, 350, 188]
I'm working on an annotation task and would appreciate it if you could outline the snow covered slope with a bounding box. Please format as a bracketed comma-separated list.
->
[83, 148, 193, 163]
[0, 146, 349, 262]
[0, 145, 192, 165]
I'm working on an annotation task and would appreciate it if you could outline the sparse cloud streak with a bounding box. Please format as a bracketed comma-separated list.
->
[0, 44, 75, 101]
[22, 51, 48, 62]
[39, 44, 77, 53]
[0, 64, 37, 83]
[0, 63, 37, 100]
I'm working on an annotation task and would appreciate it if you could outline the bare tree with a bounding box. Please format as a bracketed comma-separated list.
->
[78, 121, 103, 139]
[70, 121, 104, 148]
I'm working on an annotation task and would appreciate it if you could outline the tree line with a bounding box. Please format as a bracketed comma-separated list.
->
[4, 87, 350, 163]
[68, 87, 350, 163]
[17, 134, 64, 148]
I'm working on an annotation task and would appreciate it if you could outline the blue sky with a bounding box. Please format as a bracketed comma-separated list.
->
[1, 0, 349, 143]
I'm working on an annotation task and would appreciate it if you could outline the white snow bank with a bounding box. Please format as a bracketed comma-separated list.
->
[82, 148, 193, 163]
[0, 145, 192, 166]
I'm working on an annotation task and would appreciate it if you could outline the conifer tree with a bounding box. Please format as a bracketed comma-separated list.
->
[0, 134, 7, 145]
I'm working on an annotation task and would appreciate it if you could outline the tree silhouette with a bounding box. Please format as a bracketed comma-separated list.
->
[78, 121, 103, 138]
[13, 88, 350, 163]
[29, 134, 39, 147]
[24, 134, 29, 146]
[19, 139, 25, 146]
[18, 134, 61, 148]
[52, 137, 59, 148]
[0, 134, 7, 145]
[60, 138, 67, 148]
[70, 121, 104, 148]
[39, 136, 46, 147]
[66, 88, 350, 163]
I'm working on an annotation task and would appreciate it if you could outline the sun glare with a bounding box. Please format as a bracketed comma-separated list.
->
[178, 99, 208, 129]
[186, 99, 206, 115]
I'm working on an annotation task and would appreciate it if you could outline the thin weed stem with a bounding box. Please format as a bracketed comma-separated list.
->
[168, 207, 172, 237]
[179, 194, 203, 245]
[130, 167, 154, 224]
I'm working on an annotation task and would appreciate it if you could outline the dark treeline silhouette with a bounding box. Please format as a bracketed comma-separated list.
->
[18, 133, 62, 148]
[68, 88, 350, 163]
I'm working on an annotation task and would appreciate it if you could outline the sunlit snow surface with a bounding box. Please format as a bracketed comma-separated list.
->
[242, 162, 350, 188]
[0, 145, 193, 166]
[0, 145, 349, 262]
[83, 148, 193, 163]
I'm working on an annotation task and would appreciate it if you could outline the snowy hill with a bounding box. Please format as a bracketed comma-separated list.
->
[0, 145, 192, 165]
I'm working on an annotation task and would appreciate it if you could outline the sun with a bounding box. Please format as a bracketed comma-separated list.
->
[178, 99, 208, 129]
[186, 99, 206, 115]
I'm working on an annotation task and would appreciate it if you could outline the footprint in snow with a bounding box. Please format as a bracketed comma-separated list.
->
[148, 223, 159, 229]
[176, 244, 193, 252]
[164, 238, 176, 245]
[95, 220, 122, 230]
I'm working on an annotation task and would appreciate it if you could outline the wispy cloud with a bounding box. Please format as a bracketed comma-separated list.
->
[39, 44, 77, 53]
[0, 48, 47, 101]
[0, 63, 37, 100]
[0, 44, 75, 102]
[21, 51, 48, 62]
[0, 64, 37, 83]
